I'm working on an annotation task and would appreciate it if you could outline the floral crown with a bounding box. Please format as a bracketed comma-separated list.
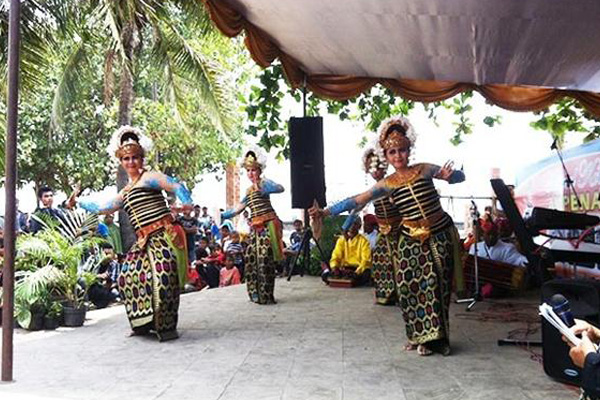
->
[107, 125, 153, 160]
[362, 146, 388, 174]
[377, 115, 416, 150]
[239, 146, 267, 170]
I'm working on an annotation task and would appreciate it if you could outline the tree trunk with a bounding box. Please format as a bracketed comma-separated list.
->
[117, 21, 140, 252]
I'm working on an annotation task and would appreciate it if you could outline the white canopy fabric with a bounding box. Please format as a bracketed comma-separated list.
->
[204, 0, 600, 115]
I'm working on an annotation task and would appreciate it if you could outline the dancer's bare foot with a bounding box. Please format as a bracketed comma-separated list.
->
[417, 344, 433, 356]
[403, 343, 417, 351]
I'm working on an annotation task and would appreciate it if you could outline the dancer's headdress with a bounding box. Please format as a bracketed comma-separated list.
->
[378, 115, 416, 151]
[362, 146, 388, 174]
[240, 146, 267, 170]
[107, 125, 153, 160]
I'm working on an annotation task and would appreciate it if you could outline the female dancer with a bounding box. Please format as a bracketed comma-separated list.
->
[362, 147, 402, 305]
[69, 126, 192, 341]
[222, 148, 284, 304]
[311, 116, 464, 356]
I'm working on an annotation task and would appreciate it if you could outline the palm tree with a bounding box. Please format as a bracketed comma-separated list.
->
[2, 1, 242, 249]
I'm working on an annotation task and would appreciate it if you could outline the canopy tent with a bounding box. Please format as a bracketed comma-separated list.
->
[203, 0, 600, 115]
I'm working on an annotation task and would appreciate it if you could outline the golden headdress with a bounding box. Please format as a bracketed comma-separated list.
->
[107, 126, 153, 160]
[377, 115, 416, 151]
[240, 146, 267, 170]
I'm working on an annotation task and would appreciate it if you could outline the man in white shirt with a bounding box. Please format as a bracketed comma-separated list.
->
[469, 220, 528, 267]
[363, 214, 379, 251]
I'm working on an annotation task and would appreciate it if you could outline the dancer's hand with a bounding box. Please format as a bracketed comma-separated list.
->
[435, 161, 455, 181]
[309, 200, 324, 240]
[65, 183, 82, 209]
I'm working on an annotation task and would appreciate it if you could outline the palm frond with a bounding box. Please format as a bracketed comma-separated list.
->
[50, 39, 92, 130]
[151, 21, 237, 134]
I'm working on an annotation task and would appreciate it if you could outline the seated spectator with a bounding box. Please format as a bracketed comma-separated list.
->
[322, 218, 372, 286]
[469, 220, 528, 267]
[220, 220, 234, 250]
[219, 252, 242, 287]
[282, 219, 304, 276]
[195, 236, 210, 262]
[197, 243, 225, 288]
[225, 231, 245, 277]
[363, 214, 379, 250]
[88, 243, 120, 308]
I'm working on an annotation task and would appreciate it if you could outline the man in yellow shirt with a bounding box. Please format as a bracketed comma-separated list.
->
[323, 218, 372, 286]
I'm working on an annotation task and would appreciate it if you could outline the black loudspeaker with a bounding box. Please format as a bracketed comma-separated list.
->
[289, 117, 326, 209]
[542, 278, 600, 386]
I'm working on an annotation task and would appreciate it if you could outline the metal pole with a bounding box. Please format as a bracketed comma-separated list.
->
[2, 0, 21, 383]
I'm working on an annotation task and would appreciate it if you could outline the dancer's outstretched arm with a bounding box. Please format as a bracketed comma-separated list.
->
[260, 178, 284, 195]
[310, 180, 391, 219]
[222, 197, 248, 220]
[144, 171, 194, 208]
[77, 193, 125, 215]
[422, 162, 465, 184]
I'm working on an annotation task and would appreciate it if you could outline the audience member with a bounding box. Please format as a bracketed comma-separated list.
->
[178, 208, 199, 265]
[198, 206, 214, 235]
[220, 220, 234, 249]
[469, 220, 528, 267]
[282, 219, 304, 276]
[219, 252, 242, 287]
[87, 243, 121, 308]
[322, 218, 372, 286]
[30, 186, 66, 233]
[195, 236, 210, 262]
[225, 231, 244, 276]
[363, 214, 379, 250]
[104, 214, 123, 254]
[198, 243, 225, 288]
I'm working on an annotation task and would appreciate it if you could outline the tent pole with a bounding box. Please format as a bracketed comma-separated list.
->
[2, 0, 21, 383]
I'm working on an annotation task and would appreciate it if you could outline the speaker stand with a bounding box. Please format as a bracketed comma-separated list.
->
[287, 210, 329, 280]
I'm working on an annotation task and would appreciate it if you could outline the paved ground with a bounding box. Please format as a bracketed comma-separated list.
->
[0, 276, 577, 400]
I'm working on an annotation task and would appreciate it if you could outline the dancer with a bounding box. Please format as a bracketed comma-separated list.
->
[68, 126, 192, 341]
[360, 147, 402, 305]
[222, 148, 284, 304]
[310, 116, 464, 356]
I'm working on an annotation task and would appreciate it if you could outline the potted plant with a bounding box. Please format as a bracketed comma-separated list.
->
[12, 265, 62, 330]
[15, 212, 103, 328]
[43, 301, 62, 330]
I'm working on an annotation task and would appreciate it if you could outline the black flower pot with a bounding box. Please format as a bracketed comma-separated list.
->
[27, 312, 45, 331]
[62, 305, 86, 327]
[43, 315, 60, 330]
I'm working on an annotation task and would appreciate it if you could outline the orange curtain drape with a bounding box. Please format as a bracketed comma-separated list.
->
[203, 0, 600, 117]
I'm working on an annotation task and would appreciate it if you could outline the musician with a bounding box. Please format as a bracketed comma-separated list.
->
[469, 220, 528, 267]
[566, 319, 600, 400]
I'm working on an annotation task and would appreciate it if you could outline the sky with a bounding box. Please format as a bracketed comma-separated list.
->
[1, 93, 586, 226]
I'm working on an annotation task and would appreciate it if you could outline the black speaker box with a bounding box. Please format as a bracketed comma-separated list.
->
[542, 278, 600, 386]
[289, 117, 326, 209]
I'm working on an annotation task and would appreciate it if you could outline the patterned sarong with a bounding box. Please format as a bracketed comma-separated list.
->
[118, 229, 182, 340]
[372, 231, 399, 305]
[395, 226, 456, 344]
[244, 224, 277, 304]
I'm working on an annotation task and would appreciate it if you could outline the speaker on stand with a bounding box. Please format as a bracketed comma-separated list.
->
[287, 116, 328, 279]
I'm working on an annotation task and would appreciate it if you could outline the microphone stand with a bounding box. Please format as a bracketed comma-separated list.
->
[456, 201, 482, 311]
[552, 139, 582, 209]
